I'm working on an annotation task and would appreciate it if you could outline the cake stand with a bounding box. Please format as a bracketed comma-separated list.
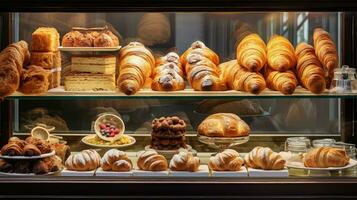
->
[198, 135, 249, 151]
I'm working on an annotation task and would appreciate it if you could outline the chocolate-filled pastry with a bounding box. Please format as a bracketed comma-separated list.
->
[0, 159, 13, 173]
[25, 136, 52, 154]
[13, 161, 32, 174]
[1, 143, 24, 156]
[33, 160, 49, 174]
[23, 144, 42, 156]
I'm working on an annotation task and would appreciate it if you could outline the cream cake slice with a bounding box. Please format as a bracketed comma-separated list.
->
[71, 55, 117, 74]
[64, 72, 116, 91]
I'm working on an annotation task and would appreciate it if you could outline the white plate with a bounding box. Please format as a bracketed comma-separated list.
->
[61, 168, 96, 176]
[81, 134, 136, 148]
[211, 167, 248, 177]
[170, 165, 209, 177]
[0, 169, 61, 176]
[59, 46, 121, 52]
[95, 167, 132, 177]
[286, 159, 357, 171]
[132, 169, 169, 177]
[0, 150, 55, 160]
[247, 167, 289, 177]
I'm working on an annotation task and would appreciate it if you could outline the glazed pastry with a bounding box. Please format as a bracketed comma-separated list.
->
[169, 150, 200, 172]
[118, 42, 155, 95]
[101, 149, 132, 172]
[74, 32, 94, 47]
[1, 143, 24, 156]
[197, 113, 250, 137]
[61, 31, 81, 47]
[8, 137, 28, 149]
[209, 149, 244, 171]
[13, 161, 32, 174]
[25, 136, 52, 154]
[244, 147, 285, 170]
[104, 30, 120, 46]
[23, 144, 42, 156]
[0, 41, 30, 97]
[19, 65, 51, 94]
[304, 147, 349, 168]
[32, 160, 50, 174]
[313, 28, 338, 88]
[65, 149, 101, 171]
[236, 33, 267, 72]
[31, 27, 60, 52]
[295, 43, 326, 94]
[267, 35, 296, 72]
[219, 60, 266, 94]
[137, 150, 168, 171]
[93, 33, 114, 47]
[152, 52, 185, 91]
[0, 159, 13, 173]
[264, 68, 298, 95]
[180, 41, 219, 67]
[43, 156, 63, 172]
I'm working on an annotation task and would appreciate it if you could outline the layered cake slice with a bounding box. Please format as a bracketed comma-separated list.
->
[64, 72, 116, 91]
[71, 55, 116, 74]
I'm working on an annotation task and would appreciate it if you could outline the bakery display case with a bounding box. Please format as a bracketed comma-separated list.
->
[1, 0, 357, 198]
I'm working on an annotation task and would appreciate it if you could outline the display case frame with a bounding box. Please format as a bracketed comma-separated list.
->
[0, 1, 357, 199]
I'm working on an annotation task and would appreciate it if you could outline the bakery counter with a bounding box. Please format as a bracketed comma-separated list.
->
[1, 177, 357, 198]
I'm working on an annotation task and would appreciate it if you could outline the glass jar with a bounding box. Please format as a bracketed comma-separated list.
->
[285, 137, 311, 153]
[330, 65, 357, 93]
[312, 138, 336, 148]
[333, 142, 356, 159]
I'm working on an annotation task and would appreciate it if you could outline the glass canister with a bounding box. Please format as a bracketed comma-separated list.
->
[285, 137, 311, 153]
[312, 138, 336, 148]
[330, 65, 357, 93]
[333, 142, 356, 176]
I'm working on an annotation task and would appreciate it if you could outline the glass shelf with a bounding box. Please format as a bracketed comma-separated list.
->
[5, 87, 357, 100]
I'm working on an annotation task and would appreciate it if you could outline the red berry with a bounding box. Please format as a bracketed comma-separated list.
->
[99, 124, 106, 129]
[114, 129, 119, 134]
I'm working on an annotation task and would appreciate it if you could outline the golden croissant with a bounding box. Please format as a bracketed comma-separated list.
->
[295, 43, 326, 94]
[118, 42, 155, 95]
[236, 33, 267, 72]
[180, 40, 219, 68]
[198, 113, 250, 137]
[65, 149, 101, 171]
[137, 150, 168, 171]
[244, 147, 285, 170]
[304, 147, 349, 168]
[209, 149, 244, 171]
[313, 28, 338, 88]
[169, 150, 200, 172]
[151, 52, 185, 91]
[220, 60, 266, 94]
[267, 35, 296, 72]
[264, 67, 298, 95]
[101, 149, 132, 172]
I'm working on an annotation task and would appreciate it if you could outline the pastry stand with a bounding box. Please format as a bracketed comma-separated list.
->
[198, 135, 249, 152]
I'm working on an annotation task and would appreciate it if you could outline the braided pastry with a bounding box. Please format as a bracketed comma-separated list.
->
[295, 43, 326, 94]
[137, 150, 168, 171]
[101, 149, 132, 172]
[236, 33, 267, 72]
[169, 150, 200, 172]
[264, 67, 298, 95]
[313, 28, 338, 88]
[304, 147, 349, 168]
[244, 147, 285, 170]
[220, 60, 266, 94]
[209, 149, 244, 171]
[267, 35, 296, 72]
[65, 149, 101, 171]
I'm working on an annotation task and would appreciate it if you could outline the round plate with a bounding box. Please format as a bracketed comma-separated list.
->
[81, 134, 136, 148]
[0, 150, 55, 160]
[286, 159, 357, 171]
[198, 135, 249, 149]
[0, 168, 62, 176]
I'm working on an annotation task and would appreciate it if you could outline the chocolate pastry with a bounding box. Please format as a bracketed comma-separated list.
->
[32, 160, 49, 174]
[0, 159, 13, 173]
[1, 143, 24, 156]
[23, 144, 42, 156]
[13, 161, 32, 174]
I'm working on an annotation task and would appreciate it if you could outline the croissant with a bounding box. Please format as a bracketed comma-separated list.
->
[0, 41, 30, 97]
[267, 35, 296, 72]
[185, 53, 226, 91]
[295, 43, 326, 94]
[209, 149, 244, 171]
[198, 113, 250, 137]
[304, 147, 349, 168]
[118, 42, 155, 95]
[236, 33, 267, 72]
[264, 67, 298, 95]
[169, 150, 200, 172]
[313, 28, 338, 88]
[152, 52, 185, 91]
[101, 149, 132, 172]
[244, 147, 285, 170]
[23, 144, 41, 156]
[137, 150, 168, 171]
[19, 65, 51, 94]
[1, 143, 24, 156]
[219, 60, 266, 94]
[180, 40, 219, 68]
[65, 149, 101, 171]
